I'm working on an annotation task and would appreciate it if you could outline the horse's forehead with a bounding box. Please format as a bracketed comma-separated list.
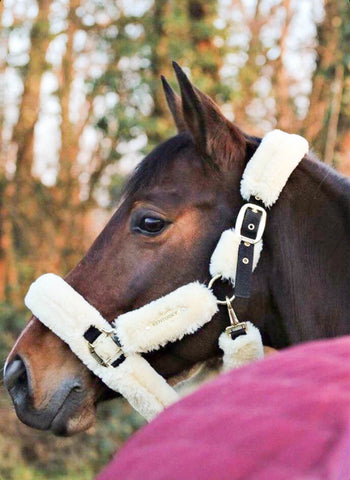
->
[130, 157, 217, 204]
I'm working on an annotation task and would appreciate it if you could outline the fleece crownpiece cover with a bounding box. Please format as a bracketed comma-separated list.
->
[240, 129, 309, 207]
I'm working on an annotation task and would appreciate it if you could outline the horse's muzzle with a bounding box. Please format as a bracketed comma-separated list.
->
[4, 355, 87, 436]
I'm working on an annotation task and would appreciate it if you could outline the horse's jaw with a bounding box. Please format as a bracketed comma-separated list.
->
[170, 357, 223, 396]
[171, 345, 278, 398]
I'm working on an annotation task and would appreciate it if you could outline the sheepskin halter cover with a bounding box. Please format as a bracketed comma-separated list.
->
[25, 130, 309, 421]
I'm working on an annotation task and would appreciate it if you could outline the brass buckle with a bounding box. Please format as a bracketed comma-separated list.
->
[86, 329, 123, 367]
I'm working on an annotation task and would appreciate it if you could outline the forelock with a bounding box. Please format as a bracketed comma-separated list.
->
[122, 132, 197, 198]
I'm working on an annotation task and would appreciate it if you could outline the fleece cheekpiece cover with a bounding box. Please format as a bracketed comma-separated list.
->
[210, 229, 263, 282]
[219, 322, 264, 371]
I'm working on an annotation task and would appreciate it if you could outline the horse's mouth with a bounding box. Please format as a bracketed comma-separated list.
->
[50, 363, 212, 436]
[6, 363, 96, 436]
[48, 388, 96, 436]
[51, 359, 222, 436]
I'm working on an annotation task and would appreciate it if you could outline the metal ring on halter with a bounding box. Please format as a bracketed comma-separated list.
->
[208, 274, 235, 305]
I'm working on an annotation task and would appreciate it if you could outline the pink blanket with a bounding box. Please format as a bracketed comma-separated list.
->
[97, 336, 350, 480]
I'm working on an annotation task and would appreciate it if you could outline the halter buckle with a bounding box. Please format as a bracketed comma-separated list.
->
[86, 329, 123, 367]
[235, 203, 267, 244]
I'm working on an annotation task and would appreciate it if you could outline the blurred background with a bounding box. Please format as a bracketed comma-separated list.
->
[0, 0, 349, 478]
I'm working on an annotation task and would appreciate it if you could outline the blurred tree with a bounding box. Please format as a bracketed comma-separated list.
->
[96, 0, 228, 203]
[303, 0, 349, 169]
[1, 0, 53, 300]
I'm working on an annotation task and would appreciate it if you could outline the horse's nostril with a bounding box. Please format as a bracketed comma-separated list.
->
[4, 356, 28, 393]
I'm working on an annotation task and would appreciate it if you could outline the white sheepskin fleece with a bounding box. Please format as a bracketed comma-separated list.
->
[25, 274, 113, 341]
[209, 228, 263, 283]
[240, 129, 309, 207]
[219, 322, 264, 371]
[110, 355, 178, 421]
[114, 282, 218, 355]
[24, 273, 179, 421]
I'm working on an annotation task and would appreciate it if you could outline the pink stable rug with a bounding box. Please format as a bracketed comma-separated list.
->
[96, 336, 350, 480]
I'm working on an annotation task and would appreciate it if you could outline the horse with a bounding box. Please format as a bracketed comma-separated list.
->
[4, 62, 350, 436]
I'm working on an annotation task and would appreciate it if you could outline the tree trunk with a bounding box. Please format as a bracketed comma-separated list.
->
[12, 0, 52, 185]
[324, 63, 344, 166]
[303, 0, 342, 156]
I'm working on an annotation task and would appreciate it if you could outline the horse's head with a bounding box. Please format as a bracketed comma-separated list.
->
[4, 64, 258, 435]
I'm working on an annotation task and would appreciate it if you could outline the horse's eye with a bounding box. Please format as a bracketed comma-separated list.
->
[136, 216, 167, 235]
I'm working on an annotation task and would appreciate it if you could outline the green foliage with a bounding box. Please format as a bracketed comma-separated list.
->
[109, 173, 126, 206]
[0, 389, 144, 480]
[86, 0, 227, 169]
[0, 302, 27, 361]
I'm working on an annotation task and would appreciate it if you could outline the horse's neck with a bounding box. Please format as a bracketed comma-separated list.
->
[259, 157, 350, 347]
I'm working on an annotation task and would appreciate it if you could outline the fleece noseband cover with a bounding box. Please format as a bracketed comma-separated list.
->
[25, 274, 217, 421]
[24, 129, 309, 421]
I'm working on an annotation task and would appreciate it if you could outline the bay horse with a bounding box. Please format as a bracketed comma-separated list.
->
[4, 63, 350, 436]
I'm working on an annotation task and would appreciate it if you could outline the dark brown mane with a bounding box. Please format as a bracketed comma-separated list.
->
[122, 132, 199, 198]
[301, 154, 350, 205]
[123, 131, 262, 199]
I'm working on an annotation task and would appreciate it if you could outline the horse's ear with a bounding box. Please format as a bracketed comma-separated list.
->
[172, 62, 246, 168]
[161, 76, 187, 133]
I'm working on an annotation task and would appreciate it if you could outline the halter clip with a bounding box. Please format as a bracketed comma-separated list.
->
[225, 296, 247, 340]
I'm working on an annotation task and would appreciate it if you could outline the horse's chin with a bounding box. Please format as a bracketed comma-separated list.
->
[50, 408, 96, 436]
[48, 401, 96, 436]
[52, 382, 121, 436]
[11, 383, 97, 437]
